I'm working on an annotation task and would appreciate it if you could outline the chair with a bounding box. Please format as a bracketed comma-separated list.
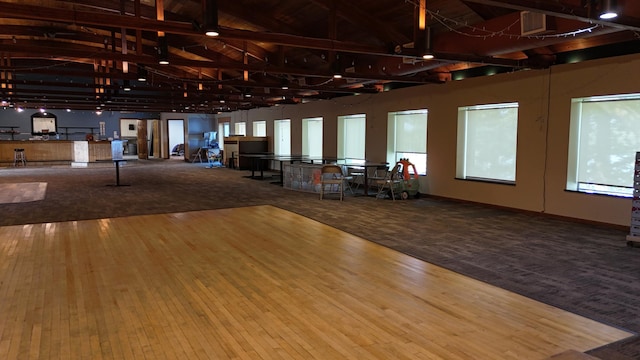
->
[347, 166, 365, 191]
[366, 164, 389, 191]
[190, 147, 205, 163]
[319, 164, 345, 201]
[374, 163, 403, 200]
[341, 165, 355, 195]
[13, 148, 26, 167]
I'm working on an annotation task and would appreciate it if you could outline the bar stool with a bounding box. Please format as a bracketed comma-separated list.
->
[13, 148, 26, 167]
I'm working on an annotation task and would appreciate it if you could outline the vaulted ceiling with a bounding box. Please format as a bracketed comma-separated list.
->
[0, 0, 639, 113]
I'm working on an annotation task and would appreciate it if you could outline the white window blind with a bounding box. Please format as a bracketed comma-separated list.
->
[274, 119, 291, 156]
[234, 122, 246, 136]
[253, 121, 266, 136]
[302, 117, 323, 158]
[338, 114, 365, 160]
[567, 94, 640, 197]
[388, 110, 427, 175]
[456, 103, 518, 182]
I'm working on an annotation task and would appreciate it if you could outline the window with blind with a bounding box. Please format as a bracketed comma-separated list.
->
[274, 119, 291, 156]
[387, 110, 427, 175]
[234, 122, 246, 136]
[253, 121, 266, 136]
[456, 103, 518, 183]
[338, 114, 366, 161]
[302, 117, 323, 158]
[567, 94, 640, 197]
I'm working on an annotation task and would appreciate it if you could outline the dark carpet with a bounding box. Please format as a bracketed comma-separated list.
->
[1, 159, 639, 359]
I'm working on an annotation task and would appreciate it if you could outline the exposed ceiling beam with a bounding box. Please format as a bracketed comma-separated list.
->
[432, 10, 626, 57]
[0, 0, 534, 70]
[0, 43, 447, 84]
[462, 0, 640, 32]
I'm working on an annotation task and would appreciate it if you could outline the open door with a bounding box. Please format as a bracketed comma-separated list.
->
[136, 120, 148, 159]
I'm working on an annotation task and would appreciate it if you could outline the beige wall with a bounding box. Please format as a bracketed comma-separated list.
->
[220, 54, 640, 227]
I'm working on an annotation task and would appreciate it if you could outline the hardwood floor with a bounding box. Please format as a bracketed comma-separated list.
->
[0, 206, 632, 359]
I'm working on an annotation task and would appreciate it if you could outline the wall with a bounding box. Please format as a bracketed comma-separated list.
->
[0, 110, 217, 160]
[219, 53, 640, 227]
[183, 113, 216, 157]
[0, 109, 158, 141]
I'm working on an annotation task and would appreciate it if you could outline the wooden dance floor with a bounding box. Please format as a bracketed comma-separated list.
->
[0, 205, 632, 359]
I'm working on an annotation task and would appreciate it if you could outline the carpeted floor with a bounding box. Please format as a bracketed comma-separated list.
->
[1, 159, 639, 359]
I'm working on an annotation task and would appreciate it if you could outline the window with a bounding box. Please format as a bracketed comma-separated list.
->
[567, 94, 640, 197]
[302, 117, 323, 158]
[253, 121, 266, 136]
[274, 119, 291, 156]
[387, 110, 427, 175]
[338, 114, 365, 160]
[456, 103, 518, 183]
[234, 122, 246, 136]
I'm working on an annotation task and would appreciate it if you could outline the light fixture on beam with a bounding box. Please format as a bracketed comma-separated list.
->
[204, 0, 220, 36]
[137, 65, 148, 82]
[331, 58, 343, 79]
[157, 36, 169, 65]
[420, 27, 435, 60]
[599, 0, 618, 19]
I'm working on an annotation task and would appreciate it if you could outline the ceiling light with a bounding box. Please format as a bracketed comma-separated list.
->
[420, 27, 435, 60]
[157, 36, 169, 65]
[331, 59, 343, 79]
[204, 0, 219, 36]
[599, 0, 618, 19]
[137, 65, 148, 82]
[123, 80, 131, 91]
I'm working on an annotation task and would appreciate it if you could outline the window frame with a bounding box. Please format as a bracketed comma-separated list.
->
[455, 102, 519, 184]
[302, 117, 323, 158]
[566, 93, 640, 198]
[387, 110, 428, 176]
[253, 120, 266, 137]
[274, 119, 291, 156]
[337, 114, 366, 161]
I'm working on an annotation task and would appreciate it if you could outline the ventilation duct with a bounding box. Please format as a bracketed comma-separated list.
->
[520, 11, 546, 36]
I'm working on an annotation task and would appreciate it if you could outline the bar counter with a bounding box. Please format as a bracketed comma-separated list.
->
[0, 140, 112, 164]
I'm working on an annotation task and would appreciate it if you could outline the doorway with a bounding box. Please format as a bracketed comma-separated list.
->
[168, 119, 185, 160]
